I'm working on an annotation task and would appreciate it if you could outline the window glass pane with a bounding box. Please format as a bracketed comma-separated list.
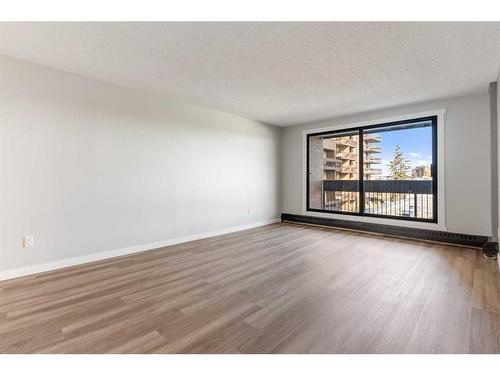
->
[308, 131, 359, 212]
[363, 120, 433, 219]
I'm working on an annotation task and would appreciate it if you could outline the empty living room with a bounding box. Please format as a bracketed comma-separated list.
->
[1, 1, 500, 372]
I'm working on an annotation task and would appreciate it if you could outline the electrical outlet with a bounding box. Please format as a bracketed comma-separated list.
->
[23, 235, 34, 248]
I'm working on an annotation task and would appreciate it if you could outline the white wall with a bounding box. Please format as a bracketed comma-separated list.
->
[498, 77, 500, 242]
[282, 93, 492, 236]
[0, 55, 282, 273]
[491, 81, 499, 242]
[497, 76, 500, 270]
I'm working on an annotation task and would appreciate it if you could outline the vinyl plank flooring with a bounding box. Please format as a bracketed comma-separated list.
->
[1, 222, 499, 353]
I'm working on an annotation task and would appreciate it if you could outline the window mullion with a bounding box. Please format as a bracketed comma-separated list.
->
[359, 128, 365, 214]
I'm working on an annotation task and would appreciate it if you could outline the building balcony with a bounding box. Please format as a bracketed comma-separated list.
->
[337, 138, 357, 147]
[363, 134, 382, 142]
[340, 166, 358, 173]
[336, 152, 357, 160]
[364, 168, 382, 175]
[324, 158, 342, 171]
[365, 145, 382, 153]
[323, 138, 336, 150]
[365, 157, 382, 164]
[322, 179, 434, 219]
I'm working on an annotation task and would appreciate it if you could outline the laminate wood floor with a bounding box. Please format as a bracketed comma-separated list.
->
[1, 222, 499, 353]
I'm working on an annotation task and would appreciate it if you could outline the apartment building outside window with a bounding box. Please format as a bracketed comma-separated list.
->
[307, 116, 437, 223]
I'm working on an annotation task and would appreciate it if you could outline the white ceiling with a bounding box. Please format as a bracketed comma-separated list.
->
[1, 22, 499, 126]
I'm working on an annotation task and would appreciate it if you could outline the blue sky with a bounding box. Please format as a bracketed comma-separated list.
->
[372, 126, 432, 177]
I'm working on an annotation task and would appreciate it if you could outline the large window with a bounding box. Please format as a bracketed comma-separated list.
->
[307, 116, 437, 222]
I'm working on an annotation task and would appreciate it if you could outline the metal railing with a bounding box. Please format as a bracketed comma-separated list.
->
[364, 168, 382, 174]
[324, 191, 359, 212]
[324, 159, 342, 170]
[364, 192, 433, 219]
[322, 180, 433, 219]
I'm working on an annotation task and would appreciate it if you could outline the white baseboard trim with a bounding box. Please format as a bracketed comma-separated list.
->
[0, 218, 281, 281]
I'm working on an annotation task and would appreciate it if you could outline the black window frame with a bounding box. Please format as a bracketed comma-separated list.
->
[306, 116, 438, 223]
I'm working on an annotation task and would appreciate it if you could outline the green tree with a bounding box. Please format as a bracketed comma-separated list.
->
[389, 145, 411, 180]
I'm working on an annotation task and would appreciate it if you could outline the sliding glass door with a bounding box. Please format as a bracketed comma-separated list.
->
[308, 130, 360, 213]
[307, 116, 437, 223]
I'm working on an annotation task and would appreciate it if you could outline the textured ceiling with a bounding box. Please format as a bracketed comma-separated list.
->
[1, 22, 499, 126]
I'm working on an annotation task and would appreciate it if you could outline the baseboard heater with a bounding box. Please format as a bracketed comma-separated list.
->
[281, 213, 489, 248]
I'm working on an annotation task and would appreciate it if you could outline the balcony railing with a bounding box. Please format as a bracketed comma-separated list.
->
[340, 166, 358, 174]
[337, 138, 357, 147]
[364, 157, 382, 164]
[365, 145, 382, 153]
[364, 168, 382, 174]
[324, 158, 342, 171]
[336, 152, 357, 160]
[322, 180, 433, 219]
[363, 134, 382, 142]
